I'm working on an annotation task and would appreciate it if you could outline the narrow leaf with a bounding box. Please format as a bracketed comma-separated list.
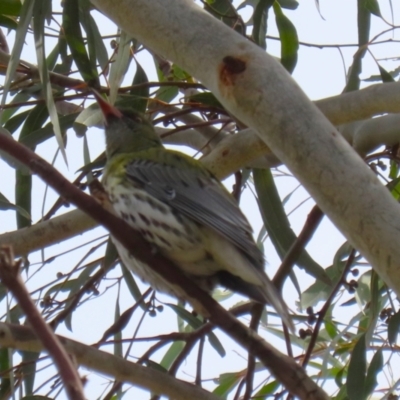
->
[252, 0, 274, 49]
[379, 65, 395, 83]
[273, 2, 298, 73]
[388, 310, 400, 345]
[344, 0, 370, 91]
[108, 30, 132, 104]
[1, 0, 34, 107]
[33, 0, 67, 163]
[253, 168, 330, 284]
[365, 0, 382, 17]
[0, 191, 31, 220]
[364, 348, 383, 397]
[21, 351, 39, 395]
[62, 0, 99, 86]
[346, 334, 367, 400]
[127, 60, 150, 113]
[213, 371, 244, 397]
[160, 341, 185, 370]
[0, 0, 21, 16]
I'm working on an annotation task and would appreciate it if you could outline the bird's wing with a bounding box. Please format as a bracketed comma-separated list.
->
[125, 153, 264, 270]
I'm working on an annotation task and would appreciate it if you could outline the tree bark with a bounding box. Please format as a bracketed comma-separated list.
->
[90, 0, 400, 297]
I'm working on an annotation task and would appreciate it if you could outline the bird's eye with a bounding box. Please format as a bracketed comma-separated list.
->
[132, 116, 142, 124]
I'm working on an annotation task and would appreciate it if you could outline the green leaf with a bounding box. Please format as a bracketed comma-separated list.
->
[43, 280, 81, 299]
[87, 13, 109, 73]
[165, 303, 225, 357]
[389, 162, 400, 182]
[64, 260, 100, 330]
[364, 348, 383, 397]
[108, 30, 133, 103]
[277, 0, 298, 9]
[113, 299, 123, 358]
[126, 60, 150, 113]
[346, 334, 367, 400]
[187, 92, 224, 109]
[0, 15, 17, 29]
[213, 371, 244, 397]
[252, 0, 274, 49]
[78, 0, 108, 76]
[0, 348, 11, 398]
[166, 303, 202, 329]
[254, 380, 279, 397]
[388, 310, 400, 345]
[18, 104, 49, 149]
[0, 91, 31, 125]
[33, 0, 67, 163]
[204, 0, 245, 34]
[378, 64, 395, 83]
[324, 320, 339, 340]
[273, 2, 298, 73]
[121, 262, 144, 308]
[364, 65, 400, 83]
[1, 0, 34, 106]
[16, 104, 49, 228]
[45, 42, 60, 71]
[20, 112, 79, 148]
[0, 191, 31, 220]
[207, 331, 226, 358]
[365, 270, 382, 343]
[62, 0, 99, 86]
[335, 367, 345, 388]
[160, 340, 185, 370]
[21, 351, 40, 395]
[103, 237, 119, 271]
[253, 168, 330, 284]
[365, 0, 381, 17]
[300, 242, 352, 308]
[0, 0, 21, 16]
[73, 102, 103, 135]
[155, 85, 179, 104]
[344, 0, 370, 92]
[355, 271, 371, 307]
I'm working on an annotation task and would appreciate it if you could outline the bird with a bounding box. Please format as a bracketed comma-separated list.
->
[93, 91, 293, 330]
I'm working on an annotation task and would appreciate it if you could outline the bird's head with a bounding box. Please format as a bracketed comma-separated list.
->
[93, 90, 162, 158]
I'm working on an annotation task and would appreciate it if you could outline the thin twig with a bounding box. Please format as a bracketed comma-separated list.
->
[301, 249, 356, 368]
[0, 246, 85, 400]
[273, 205, 325, 290]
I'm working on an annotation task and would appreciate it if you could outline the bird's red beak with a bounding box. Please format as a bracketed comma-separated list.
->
[92, 89, 123, 119]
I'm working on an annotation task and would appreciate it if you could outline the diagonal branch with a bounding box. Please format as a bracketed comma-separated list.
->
[0, 209, 97, 257]
[0, 247, 85, 400]
[0, 322, 220, 400]
[90, 0, 400, 299]
[0, 115, 328, 400]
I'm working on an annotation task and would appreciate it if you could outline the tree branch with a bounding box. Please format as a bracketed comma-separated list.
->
[0, 247, 85, 400]
[0, 114, 328, 400]
[90, 0, 400, 299]
[0, 209, 97, 257]
[0, 322, 220, 400]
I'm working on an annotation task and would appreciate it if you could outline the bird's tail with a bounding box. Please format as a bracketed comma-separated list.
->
[216, 271, 294, 333]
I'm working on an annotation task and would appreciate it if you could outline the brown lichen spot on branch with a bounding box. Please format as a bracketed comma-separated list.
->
[219, 56, 247, 88]
[222, 149, 230, 157]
